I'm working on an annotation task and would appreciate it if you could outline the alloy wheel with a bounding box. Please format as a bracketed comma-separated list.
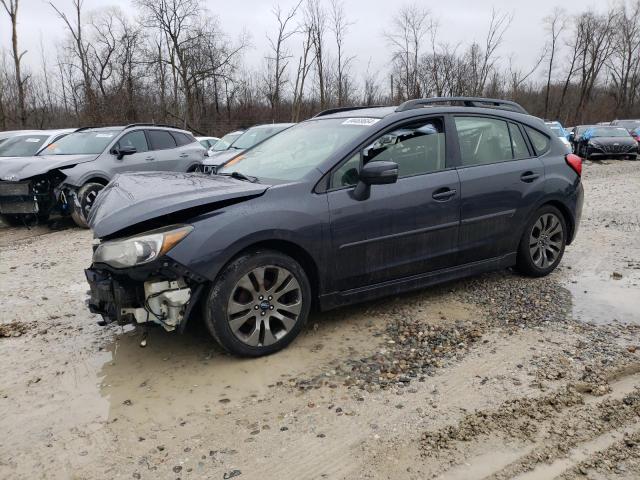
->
[227, 265, 302, 347]
[529, 213, 564, 269]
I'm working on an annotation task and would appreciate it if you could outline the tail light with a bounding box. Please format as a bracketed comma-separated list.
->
[565, 153, 582, 177]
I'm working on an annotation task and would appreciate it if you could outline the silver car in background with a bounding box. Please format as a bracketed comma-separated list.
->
[0, 124, 206, 227]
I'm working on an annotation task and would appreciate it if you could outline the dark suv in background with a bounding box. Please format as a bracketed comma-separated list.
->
[85, 97, 584, 357]
[0, 124, 205, 227]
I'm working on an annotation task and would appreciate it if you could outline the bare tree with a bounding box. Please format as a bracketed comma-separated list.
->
[543, 8, 566, 118]
[264, 1, 302, 114]
[329, 0, 354, 106]
[608, 0, 640, 116]
[1, 0, 28, 126]
[385, 3, 431, 100]
[291, 24, 315, 122]
[306, 0, 328, 108]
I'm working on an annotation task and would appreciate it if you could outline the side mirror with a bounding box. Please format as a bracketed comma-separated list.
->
[352, 161, 398, 201]
[113, 145, 137, 160]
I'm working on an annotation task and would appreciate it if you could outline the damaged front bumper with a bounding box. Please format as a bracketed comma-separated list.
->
[85, 263, 204, 332]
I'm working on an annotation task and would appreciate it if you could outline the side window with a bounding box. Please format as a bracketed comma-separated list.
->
[364, 120, 446, 177]
[524, 126, 551, 155]
[509, 123, 530, 159]
[117, 131, 148, 153]
[331, 153, 360, 188]
[147, 130, 177, 150]
[455, 117, 513, 166]
[171, 131, 194, 147]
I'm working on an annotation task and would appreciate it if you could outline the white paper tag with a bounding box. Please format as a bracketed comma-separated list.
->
[342, 118, 380, 126]
[25, 138, 42, 143]
[96, 133, 114, 138]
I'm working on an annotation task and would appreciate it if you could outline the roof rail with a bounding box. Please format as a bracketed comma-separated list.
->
[395, 97, 528, 115]
[313, 105, 387, 118]
[124, 123, 183, 130]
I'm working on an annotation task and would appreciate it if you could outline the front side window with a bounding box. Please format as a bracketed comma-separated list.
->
[39, 130, 120, 155]
[455, 117, 512, 166]
[147, 130, 177, 150]
[0, 135, 49, 157]
[219, 119, 375, 181]
[117, 131, 148, 153]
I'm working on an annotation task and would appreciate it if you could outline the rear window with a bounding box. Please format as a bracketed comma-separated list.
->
[171, 131, 195, 146]
[525, 126, 551, 155]
[0, 135, 49, 157]
[147, 130, 177, 150]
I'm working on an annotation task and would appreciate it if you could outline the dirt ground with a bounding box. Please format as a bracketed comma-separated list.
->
[1, 160, 639, 480]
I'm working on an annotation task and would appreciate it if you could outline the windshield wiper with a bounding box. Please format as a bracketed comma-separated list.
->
[219, 171, 258, 183]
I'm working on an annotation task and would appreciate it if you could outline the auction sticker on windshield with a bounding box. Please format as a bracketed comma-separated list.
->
[342, 118, 380, 126]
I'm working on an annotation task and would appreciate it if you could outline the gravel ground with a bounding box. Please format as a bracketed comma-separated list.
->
[0, 160, 639, 479]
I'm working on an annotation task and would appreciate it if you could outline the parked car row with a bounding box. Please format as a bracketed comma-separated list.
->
[566, 120, 640, 160]
[80, 97, 584, 357]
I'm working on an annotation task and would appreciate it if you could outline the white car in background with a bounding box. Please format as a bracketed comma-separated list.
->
[0, 129, 77, 158]
[196, 136, 220, 154]
[0, 130, 40, 146]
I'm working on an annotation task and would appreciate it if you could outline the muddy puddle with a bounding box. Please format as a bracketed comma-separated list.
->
[564, 270, 640, 325]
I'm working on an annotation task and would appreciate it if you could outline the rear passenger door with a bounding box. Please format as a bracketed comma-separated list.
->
[146, 129, 179, 171]
[454, 116, 546, 264]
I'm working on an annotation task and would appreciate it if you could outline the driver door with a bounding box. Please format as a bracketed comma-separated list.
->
[326, 118, 461, 292]
[111, 130, 154, 173]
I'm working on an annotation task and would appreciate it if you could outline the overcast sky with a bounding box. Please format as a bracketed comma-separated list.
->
[0, 0, 616, 84]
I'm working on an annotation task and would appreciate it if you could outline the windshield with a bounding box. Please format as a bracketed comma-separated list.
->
[615, 120, 640, 130]
[0, 135, 50, 156]
[589, 127, 631, 138]
[212, 132, 243, 151]
[218, 118, 375, 181]
[232, 125, 290, 150]
[40, 130, 119, 155]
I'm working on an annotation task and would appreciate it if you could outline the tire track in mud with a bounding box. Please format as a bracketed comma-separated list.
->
[421, 365, 640, 480]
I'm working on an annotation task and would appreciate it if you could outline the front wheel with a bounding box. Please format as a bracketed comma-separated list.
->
[71, 182, 104, 228]
[516, 206, 567, 277]
[203, 250, 311, 357]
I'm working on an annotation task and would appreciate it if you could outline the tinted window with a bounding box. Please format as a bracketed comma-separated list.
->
[331, 153, 360, 188]
[456, 117, 512, 166]
[39, 130, 120, 155]
[525, 126, 551, 155]
[171, 131, 194, 146]
[362, 120, 446, 178]
[199, 139, 210, 148]
[147, 130, 177, 150]
[0, 135, 49, 157]
[117, 131, 148, 153]
[509, 123, 530, 159]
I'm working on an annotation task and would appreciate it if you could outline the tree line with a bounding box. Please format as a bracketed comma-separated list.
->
[0, 0, 639, 135]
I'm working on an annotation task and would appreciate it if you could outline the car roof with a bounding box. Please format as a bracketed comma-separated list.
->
[248, 123, 296, 129]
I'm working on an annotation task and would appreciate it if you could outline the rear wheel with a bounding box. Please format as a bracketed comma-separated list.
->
[203, 250, 311, 357]
[516, 206, 567, 277]
[71, 182, 104, 228]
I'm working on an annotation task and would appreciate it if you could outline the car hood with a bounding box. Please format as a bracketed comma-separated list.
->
[590, 137, 637, 145]
[0, 154, 97, 181]
[89, 171, 269, 238]
[202, 149, 245, 167]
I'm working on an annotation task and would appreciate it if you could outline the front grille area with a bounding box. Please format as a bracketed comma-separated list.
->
[600, 144, 633, 154]
[0, 181, 30, 196]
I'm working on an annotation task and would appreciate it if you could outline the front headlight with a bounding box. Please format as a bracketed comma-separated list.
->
[93, 225, 193, 268]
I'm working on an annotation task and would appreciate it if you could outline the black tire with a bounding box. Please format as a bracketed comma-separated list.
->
[516, 205, 567, 277]
[203, 249, 312, 357]
[71, 182, 104, 228]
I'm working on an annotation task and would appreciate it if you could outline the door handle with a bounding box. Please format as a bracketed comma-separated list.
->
[432, 188, 457, 201]
[520, 171, 540, 183]
[179, 153, 189, 158]
[145, 156, 155, 161]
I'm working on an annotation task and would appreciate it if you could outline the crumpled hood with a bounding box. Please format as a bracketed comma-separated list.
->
[0, 154, 97, 181]
[202, 149, 245, 167]
[89, 171, 269, 238]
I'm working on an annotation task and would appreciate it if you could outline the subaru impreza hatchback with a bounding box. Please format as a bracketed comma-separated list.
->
[85, 97, 584, 357]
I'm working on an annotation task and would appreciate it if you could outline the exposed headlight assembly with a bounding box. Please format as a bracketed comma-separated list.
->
[93, 225, 193, 268]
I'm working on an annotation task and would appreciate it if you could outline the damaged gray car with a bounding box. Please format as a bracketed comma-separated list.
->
[0, 124, 205, 227]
